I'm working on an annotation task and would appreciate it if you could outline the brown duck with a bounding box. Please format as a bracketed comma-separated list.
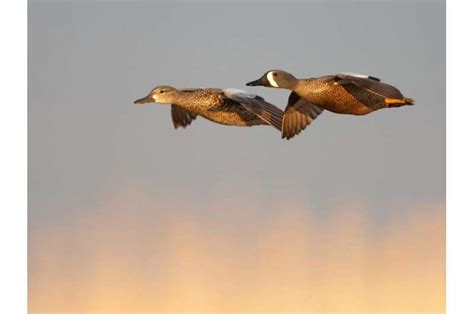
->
[134, 86, 283, 132]
[246, 70, 414, 139]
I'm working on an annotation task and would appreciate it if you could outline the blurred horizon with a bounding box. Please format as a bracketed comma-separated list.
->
[30, 186, 445, 313]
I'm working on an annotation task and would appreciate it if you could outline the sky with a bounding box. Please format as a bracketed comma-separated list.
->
[29, 0, 445, 312]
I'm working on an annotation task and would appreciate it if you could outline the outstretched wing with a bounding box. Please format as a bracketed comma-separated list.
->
[282, 92, 324, 140]
[223, 89, 283, 131]
[170, 105, 198, 129]
[335, 73, 404, 99]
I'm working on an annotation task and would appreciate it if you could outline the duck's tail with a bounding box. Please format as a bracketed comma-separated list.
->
[404, 97, 415, 105]
[384, 97, 415, 107]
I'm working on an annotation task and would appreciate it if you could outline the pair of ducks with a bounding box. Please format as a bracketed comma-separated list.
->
[134, 70, 414, 140]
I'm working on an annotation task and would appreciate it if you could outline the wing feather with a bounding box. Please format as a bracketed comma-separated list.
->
[282, 92, 324, 140]
[170, 105, 198, 129]
[335, 74, 404, 99]
[225, 91, 283, 131]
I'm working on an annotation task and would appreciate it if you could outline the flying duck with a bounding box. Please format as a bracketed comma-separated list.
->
[134, 86, 283, 132]
[246, 70, 414, 139]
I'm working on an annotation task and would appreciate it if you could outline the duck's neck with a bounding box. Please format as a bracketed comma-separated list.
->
[292, 79, 310, 93]
[280, 76, 299, 91]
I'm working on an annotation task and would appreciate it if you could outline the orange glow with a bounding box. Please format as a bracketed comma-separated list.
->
[29, 188, 445, 313]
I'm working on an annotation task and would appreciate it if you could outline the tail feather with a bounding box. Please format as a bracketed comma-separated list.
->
[385, 97, 415, 107]
[404, 97, 415, 105]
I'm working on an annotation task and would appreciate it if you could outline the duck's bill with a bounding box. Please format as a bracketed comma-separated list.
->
[134, 95, 153, 104]
[246, 76, 267, 86]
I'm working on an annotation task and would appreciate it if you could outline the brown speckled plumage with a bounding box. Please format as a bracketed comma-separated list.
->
[134, 86, 283, 131]
[182, 89, 263, 126]
[246, 70, 415, 139]
[295, 76, 381, 115]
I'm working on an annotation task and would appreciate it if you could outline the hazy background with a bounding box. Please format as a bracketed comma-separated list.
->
[29, 0, 445, 313]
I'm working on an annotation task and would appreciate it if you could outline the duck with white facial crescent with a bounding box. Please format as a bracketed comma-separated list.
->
[246, 70, 414, 140]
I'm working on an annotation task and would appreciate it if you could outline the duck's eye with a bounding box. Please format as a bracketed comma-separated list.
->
[273, 72, 278, 77]
[159, 90, 164, 94]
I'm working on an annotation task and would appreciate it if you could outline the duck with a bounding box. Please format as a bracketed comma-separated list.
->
[134, 86, 283, 132]
[246, 70, 415, 140]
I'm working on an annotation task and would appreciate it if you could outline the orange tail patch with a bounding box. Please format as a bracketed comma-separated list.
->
[384, 97, 415, 107]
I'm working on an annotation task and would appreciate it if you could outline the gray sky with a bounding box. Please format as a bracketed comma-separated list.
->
[29, 0, 445, 231]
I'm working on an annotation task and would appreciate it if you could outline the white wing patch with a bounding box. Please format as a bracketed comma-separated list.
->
[266, 72, 279, 87]
[340, 72, 370, 79]
[223, 88, 257, 98]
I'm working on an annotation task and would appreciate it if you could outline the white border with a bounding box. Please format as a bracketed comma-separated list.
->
[3, 0, 474, 313]
[447, 0, 474, 313]
[0, 0, 27, 313]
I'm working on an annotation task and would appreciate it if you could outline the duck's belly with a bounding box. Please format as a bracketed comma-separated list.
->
[199, 110, 264, 127]
[305, 85, 385, 115]
[185, 95, 266, 126]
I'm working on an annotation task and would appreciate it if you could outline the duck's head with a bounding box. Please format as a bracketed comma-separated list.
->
[246, 70, 297, 89]
[134, 86, 179, 104]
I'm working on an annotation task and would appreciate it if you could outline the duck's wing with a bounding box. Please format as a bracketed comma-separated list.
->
[223, 89, 283, 131]
[170, 105, 198, 129]
[335, 73, 404, 99]
[282, 92, 324, 140]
